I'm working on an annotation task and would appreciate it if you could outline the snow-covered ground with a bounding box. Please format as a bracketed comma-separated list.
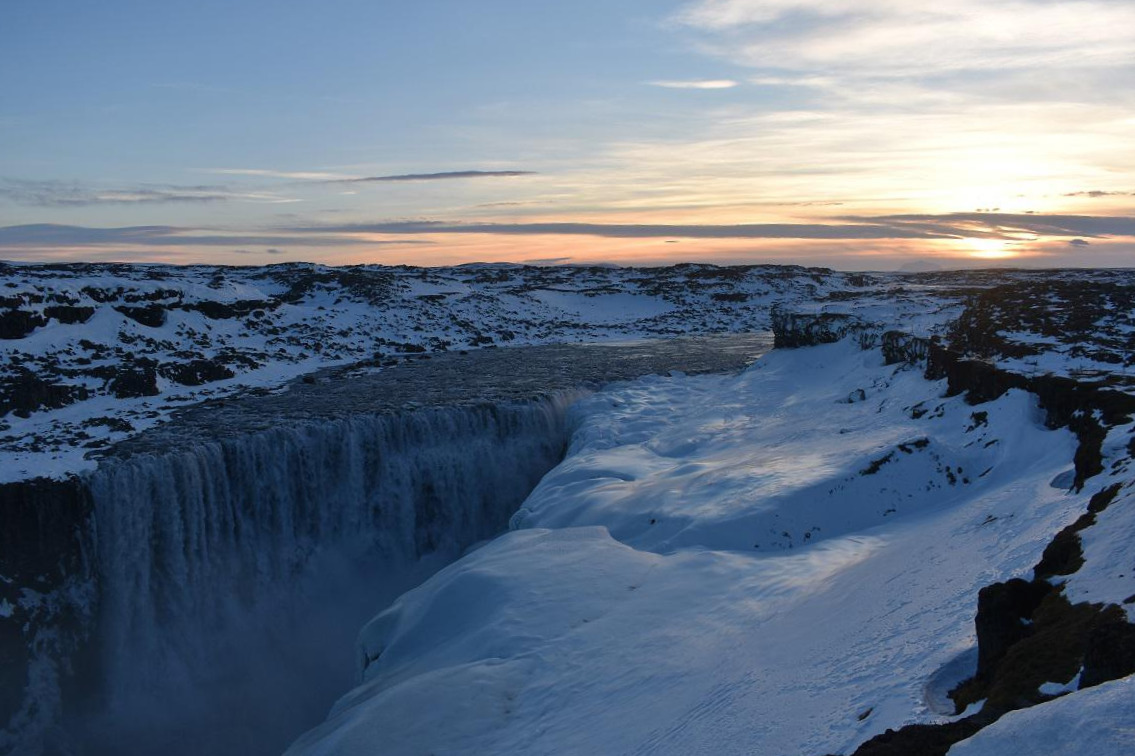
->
[948, 675, 1135, 755]
[4, 262, 1131, 483]
[288, 340, 1124, 756]
[3, 262, 1133, 754]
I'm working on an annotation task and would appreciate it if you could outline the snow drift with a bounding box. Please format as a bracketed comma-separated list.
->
[288, 340, 1097, 756]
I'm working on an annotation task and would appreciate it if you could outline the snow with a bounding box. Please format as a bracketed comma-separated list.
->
[4, 262, 1134, 754]
[4, 263, 1132, 484]
[526, 289, 676, 323]
[1038, 670, 1081, 696]
[288, 340, 1089, 756]
[948, 674, 1135, 756]
[1062, 426, 1135, 621]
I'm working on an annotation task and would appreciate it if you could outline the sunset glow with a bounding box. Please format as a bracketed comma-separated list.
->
[964, 238, 1017, 260]
[1, 1, 1132, 269]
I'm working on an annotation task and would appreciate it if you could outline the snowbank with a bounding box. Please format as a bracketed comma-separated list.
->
[289, 341, 1088, 755]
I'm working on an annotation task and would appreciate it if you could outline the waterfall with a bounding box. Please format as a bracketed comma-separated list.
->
[60, 394, 580, 756]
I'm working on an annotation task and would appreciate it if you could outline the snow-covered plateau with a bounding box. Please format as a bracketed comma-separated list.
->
[1, 262, 1133, 756]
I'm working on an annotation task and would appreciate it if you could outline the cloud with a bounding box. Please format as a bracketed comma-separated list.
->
[843, 213, 1135, 239]
[1065, 190, 1135, 198]
[285, 220, 952, 240]
[648, 79, 739, 89]
[231, 247, 288, 255]
[472, 200, 548, 209]
[208, 168, 538, 185]
[673, 0, 1135, 76]
[1068, 238, 1091, 246]
[0, 224, 433, 249]
[0, 178, 299, 206]
[328, 170, 537, 184]
[210, 168, 357, 181]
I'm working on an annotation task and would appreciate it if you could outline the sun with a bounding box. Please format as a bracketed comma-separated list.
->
[963, 237, 1017, 260]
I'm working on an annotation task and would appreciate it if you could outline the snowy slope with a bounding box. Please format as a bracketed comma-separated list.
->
[948, 674, 1135, 755]
[288, 341, 1093, 756]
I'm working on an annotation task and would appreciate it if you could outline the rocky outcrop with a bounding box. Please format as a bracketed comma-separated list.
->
[114, 304, 167, 328]
[159, 359, 235, 386]
[0, 477, 93, 732]
[0, 371, 90, 418]
[107, 360, 160, 398]
[842, 716, 988, 756]
[770, 309, 878, 349]
[43, 305, 95, 325]
[180, 299, 276, 320]
[778, 331, 1135, 756]
[881, 331, 932, 366]
[973, 579, 1050, 681]
[926, 344, 1135, 489]
[0, 310, 46, 340]
[1081, 614, 1135, 688]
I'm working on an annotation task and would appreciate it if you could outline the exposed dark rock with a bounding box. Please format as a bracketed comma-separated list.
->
[0, 309, 47, 339]
[82, 416, 135, 433]
[181, 299, 276, 320]
[771, 309, 877, 349]
[81, 286, 123, 303]
[1033, 523, 1088, 580]
[123, 288, 180, 303]
[43, 305, 95, 325]
[974, 578, 1050, 681]
[859, 452, 895, 476]
[0, 371, 90, 418]
[711, 292, 748, 302]
[159, 359, 235, 386]
[1081, 609, 1135, 688]
[0, 478, 93, 730]
[844, 715, 987, 756]
[1086, 483, 1123, 515]
[114, 304, 167, 328]
[924, 345, 1027, 405]
[947, 280, 1135, 368]
[925, 344, 1135, 489]
[978, 592, 1104, 712]
[108, 360, 160, 398]
[881, 331, 931, 366]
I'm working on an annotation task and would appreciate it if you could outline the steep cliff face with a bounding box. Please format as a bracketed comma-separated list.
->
[2, 334, 774, 756]
[2, 397, 576, 756]
[0, 478, 94, 750]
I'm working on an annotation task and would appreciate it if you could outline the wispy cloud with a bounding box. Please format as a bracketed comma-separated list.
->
[208, 168, 538, 184]
[673, 0, 1135, 75]
[1064, 190, 1135, 198]
[210, 168, 357, 181]
[0, 179, 299, 206]
[285, 219, 953, 240]
[328, 170, 537, 184]
[0, 224, 433, 248]
[648, 79, 738, 89]
[842, 213, 1135, 240]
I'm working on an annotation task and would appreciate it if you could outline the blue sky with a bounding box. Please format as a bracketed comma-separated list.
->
[2, 0, 1134, 268]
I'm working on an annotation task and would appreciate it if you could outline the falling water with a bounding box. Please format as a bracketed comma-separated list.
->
[0, 335, 772, 756]
[68, 397, 578, 755]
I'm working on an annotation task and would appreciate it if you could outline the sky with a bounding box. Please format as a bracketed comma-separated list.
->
[2, 0, 1134, 270]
